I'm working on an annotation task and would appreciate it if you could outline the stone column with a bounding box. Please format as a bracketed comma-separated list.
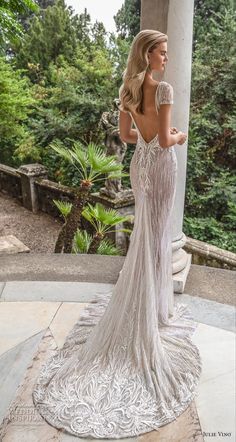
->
[141, 0, 195, 293]
[18, 164, 48, 213]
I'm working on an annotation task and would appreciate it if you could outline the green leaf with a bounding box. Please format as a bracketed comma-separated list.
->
[72, 229, 92, 253]
[53, 199, 72, 219]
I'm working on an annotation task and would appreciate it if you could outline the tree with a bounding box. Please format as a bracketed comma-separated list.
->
[91, 21, 107, 49]
[10, 2, 118, 183]
[185, 5, 236, 251]
[17, 48, 116, 175]
[109, 33, 131, 89]
[15, 0, 77, 71]
[0, 0, 38, 52]
[72, 8, 91, 49]
[114, 0, 141, 39]
[0, 57, 34, 164]
[18, 0, 56, 33]
[37, 0, 55, 7]
[193, 0, 235, 49]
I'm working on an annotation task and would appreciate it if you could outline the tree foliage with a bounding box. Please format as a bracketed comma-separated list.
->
[11, 4, 117, 181]
[0, 0, 38, 52]
[114, 0, 141, 39]
[0, 57, 34, 164]
[0, 0, 235, 251]
[15, 0, 77, 71]
[193, 0, 235, 48]
[185, 4, 236, 250]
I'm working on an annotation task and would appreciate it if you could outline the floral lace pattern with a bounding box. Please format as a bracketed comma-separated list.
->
[157, 81, 174, 109]
[33, 293, 201, 439]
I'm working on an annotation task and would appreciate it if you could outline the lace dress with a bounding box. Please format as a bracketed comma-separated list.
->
[32, 81, 202, 439]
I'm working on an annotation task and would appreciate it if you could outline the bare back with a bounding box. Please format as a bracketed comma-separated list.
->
[120, 81, 174, 147]
[129, 82, 161, 144]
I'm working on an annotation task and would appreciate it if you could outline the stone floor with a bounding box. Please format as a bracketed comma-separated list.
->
[0, 282, 235, 442]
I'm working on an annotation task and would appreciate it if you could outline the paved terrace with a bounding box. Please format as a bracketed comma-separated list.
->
[0, 254, 235, 441]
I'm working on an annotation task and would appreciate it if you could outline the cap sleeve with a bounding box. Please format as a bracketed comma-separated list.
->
[157, 82, 174, 107]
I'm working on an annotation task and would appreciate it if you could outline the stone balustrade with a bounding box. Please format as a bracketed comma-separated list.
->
[0, 162, 235, 270]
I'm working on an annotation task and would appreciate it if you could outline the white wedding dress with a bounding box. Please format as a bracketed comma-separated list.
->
[32, 81, 202, 439]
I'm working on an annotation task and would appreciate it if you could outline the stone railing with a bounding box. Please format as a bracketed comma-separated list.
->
[0, 164, 22, 201]
[0, 162, 235, 269]
[0, 163, 135, 253]
[0, 163, 76, 217]
[183, 237, 236, 270]
[35, 179, 76, 218]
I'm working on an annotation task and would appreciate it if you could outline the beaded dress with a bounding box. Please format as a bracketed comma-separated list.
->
[32, 81, 202, 439]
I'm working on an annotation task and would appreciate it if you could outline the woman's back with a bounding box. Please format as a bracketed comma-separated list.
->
[129, 82, 161, 144]
[128, 80, 174, 146]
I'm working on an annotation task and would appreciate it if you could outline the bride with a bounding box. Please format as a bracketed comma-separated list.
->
[32, 29, 202, 439]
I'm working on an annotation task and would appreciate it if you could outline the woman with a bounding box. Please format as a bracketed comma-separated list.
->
[33, 30, 202, 439]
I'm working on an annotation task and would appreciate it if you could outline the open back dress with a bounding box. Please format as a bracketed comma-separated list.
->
[32, 80, 202, 439]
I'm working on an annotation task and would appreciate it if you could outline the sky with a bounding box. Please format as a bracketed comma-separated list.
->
[65, 0, 125, 34]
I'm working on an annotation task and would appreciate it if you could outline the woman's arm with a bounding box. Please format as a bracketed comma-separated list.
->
[119, 104, 185, 147]
[158, 103, 182, 148]
[119, 110, 138, 144]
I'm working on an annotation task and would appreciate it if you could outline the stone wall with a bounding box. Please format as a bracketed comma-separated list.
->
[0, 162, 235, 270]
[0, 164, 22, 201]
[0, 163, 76, 218]
[35, 179, 76, 219]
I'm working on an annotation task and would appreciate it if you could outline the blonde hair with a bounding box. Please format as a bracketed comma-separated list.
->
[119, 29, 168, 115]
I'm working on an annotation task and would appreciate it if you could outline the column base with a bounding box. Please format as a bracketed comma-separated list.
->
[172, 232, 192, 293]
[173, 253, 192, 294]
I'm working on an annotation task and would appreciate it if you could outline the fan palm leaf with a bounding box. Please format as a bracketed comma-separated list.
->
[97, 238, 122, 255]
[50, 142, 74, 164]
[72, 229, 93, 253]
[82, 202, 132, 234]
[70, 142, 89, 178]
[51, 141, 126, 183]
[53, 200, 72, 220]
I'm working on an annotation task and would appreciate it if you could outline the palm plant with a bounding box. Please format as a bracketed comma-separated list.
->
[53, 199, 73, 220]
[53, 200, 131, 255]
[51, 140, 128, 253]
[81, 202, 132, 254]
[72, 230, 122, 256]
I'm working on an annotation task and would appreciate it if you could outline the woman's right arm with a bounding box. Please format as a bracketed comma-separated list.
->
[158, 103, 186, 148]
[119, 110, 138, 144]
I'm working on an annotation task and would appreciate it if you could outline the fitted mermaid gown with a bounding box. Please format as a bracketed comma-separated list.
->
[32, 81, 202, 439]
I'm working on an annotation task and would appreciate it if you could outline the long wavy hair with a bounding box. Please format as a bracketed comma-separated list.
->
[119, 29, 168, 115]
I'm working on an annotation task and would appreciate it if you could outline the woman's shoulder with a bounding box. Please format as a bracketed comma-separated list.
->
[157, 81, 174, 105]
[159, 80, 173, 90]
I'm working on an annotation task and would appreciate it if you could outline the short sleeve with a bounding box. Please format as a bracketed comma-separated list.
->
[158, 82, 174, 106]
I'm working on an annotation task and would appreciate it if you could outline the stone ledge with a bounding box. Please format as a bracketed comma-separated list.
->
[184, 236, 236, 270]
[0, 254, 235, 306]
[0, 254, 124, 283]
